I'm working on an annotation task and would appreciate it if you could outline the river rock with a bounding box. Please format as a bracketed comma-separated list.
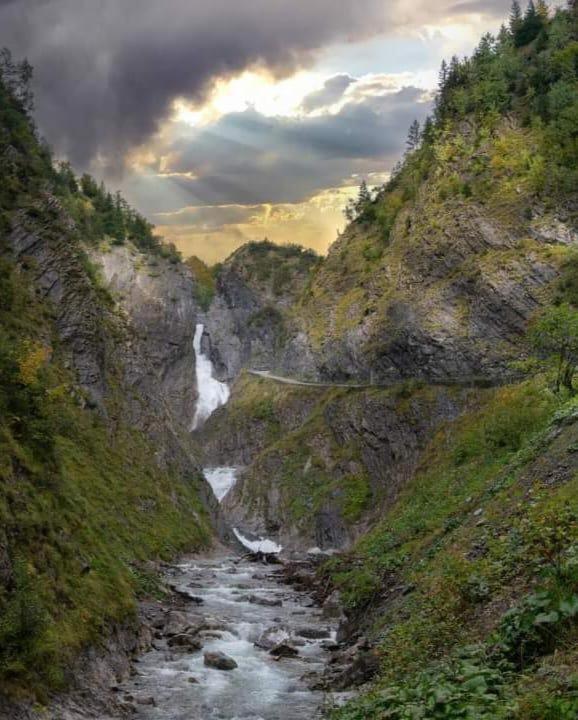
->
[248, 594, 283, 607]
[321, 590, 344, 620]
[320, 640, 341, 651]
[270, 642, 299, 658]
[167, 634, 203, 651]
[295, 626, 331, 640]
[204, 651, 238, 671]
[163, 611, 202, 637]
[255, 625, 290, 650]
[201, 615, 229, 632]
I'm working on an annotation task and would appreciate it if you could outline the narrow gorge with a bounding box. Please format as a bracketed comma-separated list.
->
[1, 3, 578, 719]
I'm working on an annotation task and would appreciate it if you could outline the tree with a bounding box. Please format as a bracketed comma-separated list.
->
[510, 0, 523, 35]
[529, 303, 578, 392]
[344, 180, 372, 222]
[0, 48, 34, 114]
[406, 120, 421, 153]
[516, 0, 545, 46]
[421, 116, 435, 146]
[54, 161, 78, 195]
[497, 23, 512, 47]
[438, 59, 448, 89]
[80, 173, 99, 199]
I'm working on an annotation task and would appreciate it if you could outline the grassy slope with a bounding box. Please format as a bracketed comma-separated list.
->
[300, 6, 578, 355]
[0, 72, 210, 700]
[321, 8, 578, 716]
[326, 378, 578, 718]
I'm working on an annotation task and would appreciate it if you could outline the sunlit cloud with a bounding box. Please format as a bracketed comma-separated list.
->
[0, 0, 519, 262]
[154, 185, 361, 264]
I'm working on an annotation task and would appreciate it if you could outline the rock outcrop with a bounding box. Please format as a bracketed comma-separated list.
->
[204, 241, 319, 380]
[216, 377, 479, 551]
[94, 244, 202, 430]
[9, 212, 200, 477]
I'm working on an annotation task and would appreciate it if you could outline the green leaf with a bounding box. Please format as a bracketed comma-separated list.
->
[533, 610, 559, 624]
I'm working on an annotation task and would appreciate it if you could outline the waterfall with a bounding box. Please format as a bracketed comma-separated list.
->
[203, 467, 237, 502]
[191, 323, 230, 430]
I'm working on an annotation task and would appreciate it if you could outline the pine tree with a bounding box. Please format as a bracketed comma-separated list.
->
[438, 59, 448, 89]
[80, 173, 99, 198]
[517, 0, 544, 45]
[497, 23, 512, 47]
[421, 116, 435, 145]
[357, 180, 371, 206]
[406, 120, 421, 153]
[0, 49, 34, 114]
[510, 0, 523, 34]
[344, 181, 372, 222]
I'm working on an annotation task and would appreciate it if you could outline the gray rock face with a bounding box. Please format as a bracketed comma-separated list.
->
[203, 243, 319, 381]
[206, 266, 291, 381]
[94, 244, 201, 430]
[0, 617, 153, 720]
[221, 384, 474, 552]
[282, 205, 566, 384]
[8, 204, 222, 538]
[9, 217, 193, 470]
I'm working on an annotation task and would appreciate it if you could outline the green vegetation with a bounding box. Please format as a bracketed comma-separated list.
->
[326, 378, 578, 718]
[54, 167, 181, 261]
[186, 255, 217, 310]
[0, 53, 210, 700]
[304, 1, 577, 348]
[227, 239, 319, 297]
[529, 303, 578, 392]
[315, 7, 578, 713]
[390, 0, 578, 201]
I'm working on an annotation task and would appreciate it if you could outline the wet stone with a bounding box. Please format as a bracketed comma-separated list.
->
[296, 626, 331, 640]
[204, 650, 238, 671]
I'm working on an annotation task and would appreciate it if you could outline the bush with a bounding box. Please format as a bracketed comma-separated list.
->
[495, 591, 578, 668]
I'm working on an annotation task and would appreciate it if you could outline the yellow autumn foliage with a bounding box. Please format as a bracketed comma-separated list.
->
[18, 341, 51, 386]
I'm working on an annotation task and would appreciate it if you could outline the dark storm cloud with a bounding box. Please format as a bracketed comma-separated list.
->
[0, 0, 390, 169]
[134, 84, 431, 209]
[300, 74, 355, 113]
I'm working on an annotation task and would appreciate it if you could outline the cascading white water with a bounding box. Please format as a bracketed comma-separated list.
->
[191, 323, 230, 430]
[204, 467, 238, 502]
[233, 528, 283, 554]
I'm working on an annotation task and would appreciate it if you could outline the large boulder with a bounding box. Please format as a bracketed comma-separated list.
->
[204, 651, 238, 671]
[255, 626, 290, 651]
[163, 611, 203, 637]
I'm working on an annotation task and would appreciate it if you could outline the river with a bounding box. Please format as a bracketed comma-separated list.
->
[121, 553, 337, 719]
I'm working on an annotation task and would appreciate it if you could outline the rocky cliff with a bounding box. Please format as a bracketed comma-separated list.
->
[0, 70, 213, 711]
[204, 241, 319, 380]
[200, 375, 480, 551]
[93, 243, 202, 431]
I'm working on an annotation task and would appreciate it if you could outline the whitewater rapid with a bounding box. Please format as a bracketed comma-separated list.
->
[121, 555, 338, 719]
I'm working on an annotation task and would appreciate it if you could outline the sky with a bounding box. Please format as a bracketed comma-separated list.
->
[0, 0, 515, 263]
